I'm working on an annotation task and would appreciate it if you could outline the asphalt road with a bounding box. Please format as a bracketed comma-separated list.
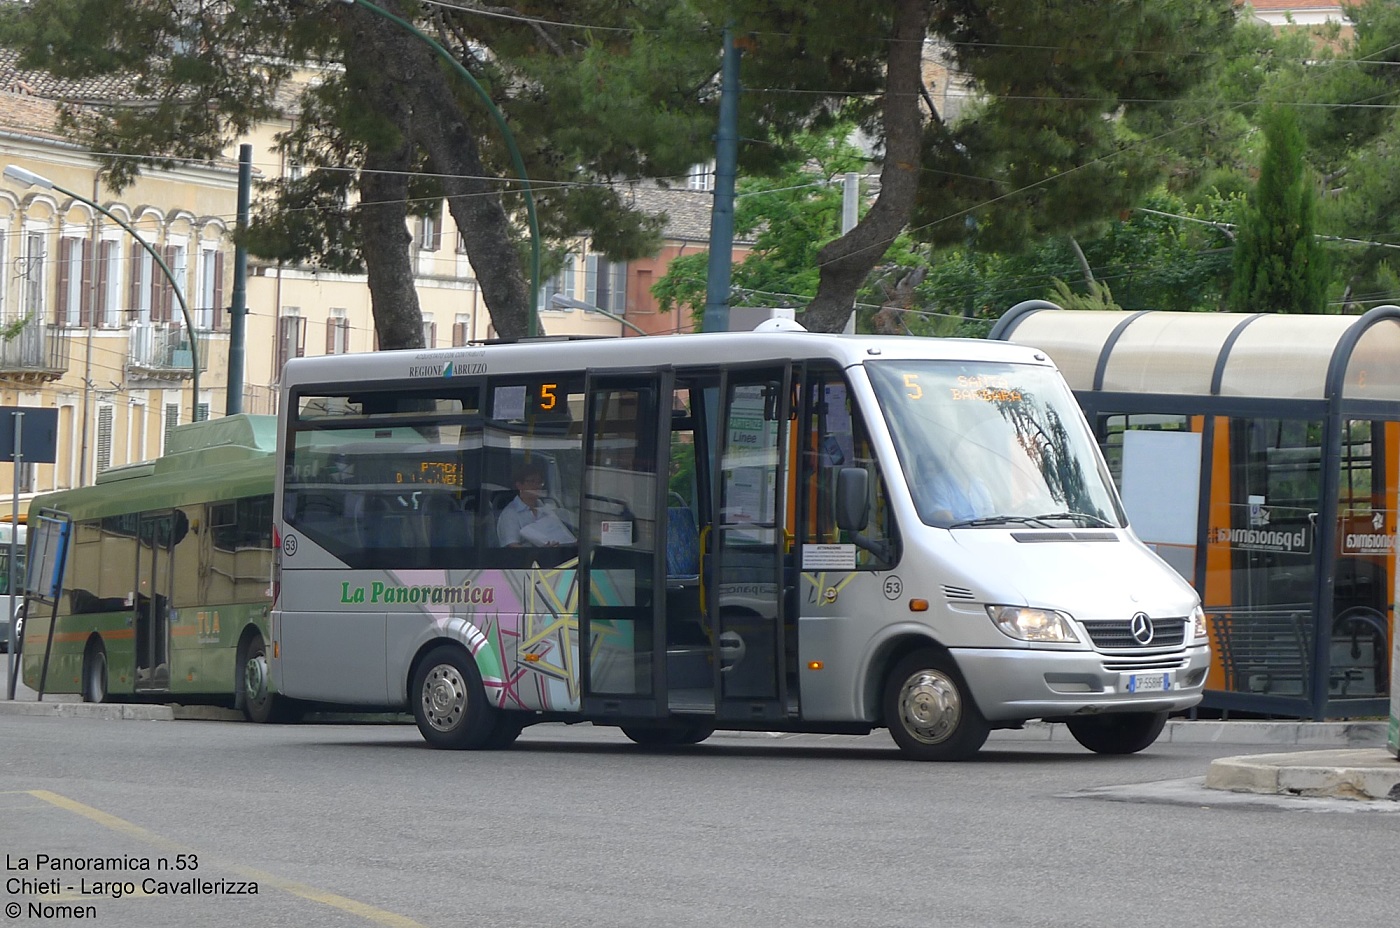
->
[1, 707, 1395, 928]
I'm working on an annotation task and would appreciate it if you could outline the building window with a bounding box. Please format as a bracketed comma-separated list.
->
[97, 238, 121, 327]
[585, 254, 627, 315]
[452, 314, 471, 346]
[416, 207, 442, 252]
[21, 229, 47, 320]
[278, 312, 307, 374]
[128, 242, 153, 323]
[196, 245, 224, 330]
[326, 310, 350, 355]
[56, 235, 91, 327]
[687, 161, 715, 191]
[422, 315, 437, 349]
[540, 255, 577, 310]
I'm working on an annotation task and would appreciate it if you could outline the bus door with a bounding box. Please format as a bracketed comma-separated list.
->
[134, 510, 179, 691]
[577, 371, 673, 719]
[711, 365, 793, 724]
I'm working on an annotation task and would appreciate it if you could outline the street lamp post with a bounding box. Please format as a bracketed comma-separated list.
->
[343, 0, 542, 338]
[3, 165, 202, 423]
[548, 294, 649, 337]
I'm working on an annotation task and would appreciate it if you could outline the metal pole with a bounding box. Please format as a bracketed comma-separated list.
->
[841, 172, 859, 335]
[227, 144, 252, 414]
[702, 28, 741, 334]
[347, 0, 542, 337]
[6, 411, 20, 699]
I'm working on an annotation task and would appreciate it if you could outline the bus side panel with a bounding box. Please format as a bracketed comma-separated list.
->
[280, 610, 388, 704]
[381, 567, 581, 712]
[21, 610, 136, 696]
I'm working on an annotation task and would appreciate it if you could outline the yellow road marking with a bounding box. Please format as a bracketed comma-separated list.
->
[27, 790, 427, 928]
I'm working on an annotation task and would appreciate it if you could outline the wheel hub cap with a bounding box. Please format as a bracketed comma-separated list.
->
[899, 670, 961, 744]
[423, 664, 467, 732]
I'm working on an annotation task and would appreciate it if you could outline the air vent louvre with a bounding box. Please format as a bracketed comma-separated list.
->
[943, 585, 975, 601]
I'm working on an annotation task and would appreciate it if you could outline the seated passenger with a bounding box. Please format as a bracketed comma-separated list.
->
[496, 463, 576, 547]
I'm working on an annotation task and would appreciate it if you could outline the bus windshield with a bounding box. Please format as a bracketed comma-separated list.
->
[866, 359, 1124, 529]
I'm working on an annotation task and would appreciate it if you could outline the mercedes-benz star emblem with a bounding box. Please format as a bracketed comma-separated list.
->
[1129, 612, 1154, 645]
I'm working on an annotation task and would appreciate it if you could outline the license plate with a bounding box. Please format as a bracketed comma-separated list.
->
[1125, 672, 1171, 693]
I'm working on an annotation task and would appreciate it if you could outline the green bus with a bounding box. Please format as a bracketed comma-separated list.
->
[20, 414, 292, 721]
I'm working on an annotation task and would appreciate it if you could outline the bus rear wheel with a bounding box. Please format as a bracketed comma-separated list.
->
[1065, 711, 1168, 755]
[412, 645, 497, 750]
[884, 648, 989, 761]
[620, 722, 715, 746]
[82, 640, 108, 704]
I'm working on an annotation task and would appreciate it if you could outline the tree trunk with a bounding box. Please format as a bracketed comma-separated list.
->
[340, 5, 426, 351]
[403, 67, 536, 340]
[339, 0, 534, 343]
[802, 0, 932, 333]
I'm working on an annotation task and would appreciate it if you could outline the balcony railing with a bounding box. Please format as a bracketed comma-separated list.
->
[128, 321, 204, 379]
[0, 317, 71, 381]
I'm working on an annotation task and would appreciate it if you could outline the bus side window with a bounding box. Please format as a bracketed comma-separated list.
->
[806, 372, 897, 569]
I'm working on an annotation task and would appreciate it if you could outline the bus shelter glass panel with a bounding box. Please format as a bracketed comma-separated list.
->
[1216, 315, 1354, 400]
[1101, 413, 1201, 583]
[1342, 319, 1400, 402]
[1332, 418, 1393, 699]
[1204, 417, 1322, 701]
[1097, 313, 1242, 396]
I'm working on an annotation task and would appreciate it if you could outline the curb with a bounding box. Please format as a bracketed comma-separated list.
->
[0, 701, 1392, 750]
[1205, 749, 1400, 801]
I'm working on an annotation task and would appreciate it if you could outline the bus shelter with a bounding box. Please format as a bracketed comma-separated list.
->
[991, 301, 1400, 719]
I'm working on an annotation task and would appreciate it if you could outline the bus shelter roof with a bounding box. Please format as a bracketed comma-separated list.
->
[989, 303, 1400, 404]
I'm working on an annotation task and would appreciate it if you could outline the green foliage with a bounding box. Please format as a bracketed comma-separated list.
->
[1229, 106, 1329, 313]
[1048, 279, 1121, 312]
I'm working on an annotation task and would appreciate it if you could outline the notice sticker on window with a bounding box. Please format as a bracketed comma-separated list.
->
[803, 544, 857, 570]
[600, 521, 633, 547]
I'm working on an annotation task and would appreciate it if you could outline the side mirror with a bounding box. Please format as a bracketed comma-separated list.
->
[835, 467, 869, 532]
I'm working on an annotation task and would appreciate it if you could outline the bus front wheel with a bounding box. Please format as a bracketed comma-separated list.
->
[884, 648, 989, 761]
[412, 645, 498, 750]
[1065, 711, 1168, 755]
[82, 641, 108, 704]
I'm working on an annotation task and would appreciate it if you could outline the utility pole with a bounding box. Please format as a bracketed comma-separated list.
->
[227, 144, 251, 415]
[702, 29, 741, 334]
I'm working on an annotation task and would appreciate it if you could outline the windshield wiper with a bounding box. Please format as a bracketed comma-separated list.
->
[1032, 511, 1116, 528]
[948, 514, 1053, 529]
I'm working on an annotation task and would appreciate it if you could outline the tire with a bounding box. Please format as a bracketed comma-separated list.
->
[82, 641, 108, 704]
[1065, 711, 1168, 755]
[482, 715, 525, 750]
[12, 604, 23, 655]
[620, 721, 715, 746]
[883, 648, 989, 761]
[411, 645, 498, 750]
[241, 633, 299, 723]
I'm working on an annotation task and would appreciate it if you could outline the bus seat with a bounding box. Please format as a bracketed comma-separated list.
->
[666, 507, 701, 585]
[425, 495, 473, 549]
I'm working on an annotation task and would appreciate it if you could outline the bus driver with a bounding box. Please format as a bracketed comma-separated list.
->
[496, 463, 576, 547]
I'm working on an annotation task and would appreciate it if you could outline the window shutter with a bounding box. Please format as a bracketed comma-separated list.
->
[163, 402, 180, 452]
[296, 316, 307, 358]
[96, 405, 114, 473]
[585, 254, 599, 307]
[212, 252, 225, 330]
[452, 321, 468, 347]
[55, 237, 72, 325]
[325, 318, 336, 354]
[95, 241, 113, 326]
[128, 242, 143, 314]
[78, 239, 93, 326]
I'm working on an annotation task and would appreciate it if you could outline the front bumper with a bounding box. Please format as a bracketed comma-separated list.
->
[951, 644, 1211, 723]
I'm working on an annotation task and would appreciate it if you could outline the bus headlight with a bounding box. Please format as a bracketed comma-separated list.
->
[1190, 604, 1208, 643]
[987, 605, 1080, 643]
